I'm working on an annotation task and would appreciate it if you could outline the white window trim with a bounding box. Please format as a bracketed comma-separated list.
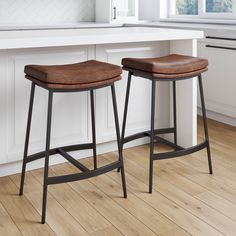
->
[168, 0, 236, 20]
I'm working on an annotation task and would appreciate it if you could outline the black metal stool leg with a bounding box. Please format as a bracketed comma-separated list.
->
[19, 82, 35, 196]
[111, 84, 127, 198]
[173, 81, 177, 146]
[118, 72, 132, 173]
[198, 75, 213, 174]
[149, 80, 156, 194]
[90, 90, 97, 170]
[41, 91, 53, 224]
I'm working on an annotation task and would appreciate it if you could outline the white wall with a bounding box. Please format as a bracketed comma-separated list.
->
[0, 0, 161, 26]
[0, 0, 95, 25]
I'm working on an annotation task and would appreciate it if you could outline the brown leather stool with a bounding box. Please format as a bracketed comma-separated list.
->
[19, 60, 127, 224]
[121, 54, 213, 193]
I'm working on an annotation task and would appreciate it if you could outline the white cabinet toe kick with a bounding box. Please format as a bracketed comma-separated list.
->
[0, 27, 203, 176]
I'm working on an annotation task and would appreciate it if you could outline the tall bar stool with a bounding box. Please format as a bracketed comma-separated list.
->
[121, 54, 213, 193]
[19, 60, 127, 223]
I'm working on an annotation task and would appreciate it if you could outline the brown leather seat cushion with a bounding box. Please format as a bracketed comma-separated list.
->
[122, 54, 208, 79]
[24, 60, 122, 89]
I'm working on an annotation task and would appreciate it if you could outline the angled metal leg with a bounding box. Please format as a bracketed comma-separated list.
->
[173, 81, 177, 145]
[118, 72, 132, 172]
[149, 80, 156, 194]
[41, 91, 53, 224]
[198, 75, 213, 174]
[90, 90, 97, 169]
[111, 84, 127, 198]
[19, 82, 35, 196]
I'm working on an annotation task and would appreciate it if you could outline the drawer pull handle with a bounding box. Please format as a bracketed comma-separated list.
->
[113, 7, 117, 20]
[206, 45, 236, 51]
[206, 36, 236, 41]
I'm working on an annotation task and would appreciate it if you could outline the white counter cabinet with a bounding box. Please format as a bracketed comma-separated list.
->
[198, 37, 236, 126]
[0, 46, 95, 164]
[95, 42, 170, 143]
[0, 42, 170, 165]
[0, 27, 203, 176]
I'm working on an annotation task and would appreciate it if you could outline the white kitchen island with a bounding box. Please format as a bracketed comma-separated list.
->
[0, 26, 203, 176]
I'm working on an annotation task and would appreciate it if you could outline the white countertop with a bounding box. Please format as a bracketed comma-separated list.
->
[140, 21, 236, 31]
[0, 26, 203, 50]
[129, 21, 236, 36]
[0, 22, 123, 31]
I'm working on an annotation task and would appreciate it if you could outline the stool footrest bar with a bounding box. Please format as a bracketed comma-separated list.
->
[153, 141, 208, 160]
[154, 136, 184, 151]
[145, 128, 175, 135]
[26, 143, 94, 163]
[122, 132, 147, 144]
[47, 161, 121, 185]
[122, 128, 175, 144]
[57, 148, 89, 172]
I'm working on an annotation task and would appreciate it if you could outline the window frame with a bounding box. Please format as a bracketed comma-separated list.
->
[169, 0, 236, 19]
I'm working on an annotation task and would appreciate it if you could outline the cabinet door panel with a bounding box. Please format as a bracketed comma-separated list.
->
[198, 41, 236, 118]
[95, 42, 169, 143]
[96, 0, 138, 23]
[2, 46, 94, 163]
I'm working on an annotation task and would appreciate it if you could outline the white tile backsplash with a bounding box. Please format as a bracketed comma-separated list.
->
[0, 0, 95, 25]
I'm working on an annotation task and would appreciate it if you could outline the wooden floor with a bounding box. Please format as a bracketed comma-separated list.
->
[0, 118, 236, 236]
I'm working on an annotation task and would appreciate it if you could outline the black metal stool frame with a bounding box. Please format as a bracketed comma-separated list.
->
[121, 71, 213, 193]
[19, 81, 127, 224]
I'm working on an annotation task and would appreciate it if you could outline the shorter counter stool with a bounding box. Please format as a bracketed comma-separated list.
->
[121, 54, 213, 193]
[19, 60, 127, 224]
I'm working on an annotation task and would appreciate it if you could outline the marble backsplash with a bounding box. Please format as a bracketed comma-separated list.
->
[0, 0, 95, 25]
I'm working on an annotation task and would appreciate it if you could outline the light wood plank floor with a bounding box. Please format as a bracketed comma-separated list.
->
[0, 118, 236, 236]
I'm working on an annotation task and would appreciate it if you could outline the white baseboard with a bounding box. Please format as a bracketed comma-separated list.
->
[198, 108, 236, 127]
[0, 138, 149, 177]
